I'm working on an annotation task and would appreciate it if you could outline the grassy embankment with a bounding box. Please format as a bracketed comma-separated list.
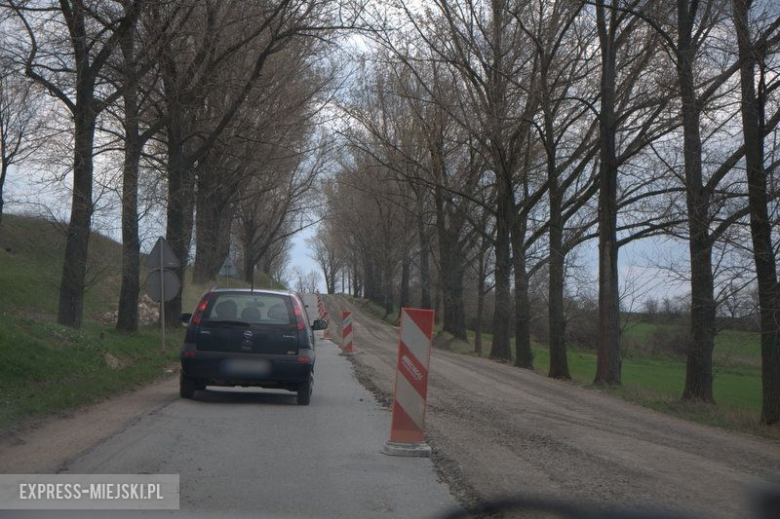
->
[341, 294, 775, 440]
[0, 214, 276, 430]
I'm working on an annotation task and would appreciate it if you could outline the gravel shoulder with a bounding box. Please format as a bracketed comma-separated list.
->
[326, 295, 780, 518]
[0, 376, 179, 474]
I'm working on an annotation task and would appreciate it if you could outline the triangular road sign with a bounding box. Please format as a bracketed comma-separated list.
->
[145, 237, 181, 269]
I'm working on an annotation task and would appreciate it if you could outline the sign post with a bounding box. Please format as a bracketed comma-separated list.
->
[145, 237, 181, 352]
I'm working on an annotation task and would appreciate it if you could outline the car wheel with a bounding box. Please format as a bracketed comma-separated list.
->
[296, 372, 313, 406]
[180, 374, 197, 399]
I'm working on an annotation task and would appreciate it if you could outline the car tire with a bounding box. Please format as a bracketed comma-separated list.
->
[296, 372, 313, 406]
[180, 374, 197, 399]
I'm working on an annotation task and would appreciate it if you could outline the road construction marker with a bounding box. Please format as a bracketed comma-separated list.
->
[315, 292, 332, 340]
[382, 308, 434, 458]
[340, 311, 355, 356]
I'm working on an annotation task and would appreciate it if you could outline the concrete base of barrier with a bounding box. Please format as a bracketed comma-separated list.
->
[381, 441, 432, 458]
[339, 351, 355, 357]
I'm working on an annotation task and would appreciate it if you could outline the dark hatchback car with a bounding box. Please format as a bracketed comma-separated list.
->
[179, 288, 327, 405]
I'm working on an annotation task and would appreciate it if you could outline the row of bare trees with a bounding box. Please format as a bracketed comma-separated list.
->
[314, 0, 780, 425]
[0, 1, 359, 330]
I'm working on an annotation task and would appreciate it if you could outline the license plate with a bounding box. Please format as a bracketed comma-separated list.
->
[221, 358, 272, 377]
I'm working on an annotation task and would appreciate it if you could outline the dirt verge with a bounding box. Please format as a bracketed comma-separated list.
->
[0, 376, 178, 473]
[327, 295, 780, 519]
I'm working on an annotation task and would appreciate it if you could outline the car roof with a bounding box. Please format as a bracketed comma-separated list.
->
[209, 288, 298, 297]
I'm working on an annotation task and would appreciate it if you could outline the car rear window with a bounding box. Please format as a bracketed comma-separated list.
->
[203, 293, 293, 325]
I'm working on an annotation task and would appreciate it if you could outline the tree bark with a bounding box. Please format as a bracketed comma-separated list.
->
[192, 172, 232, 285]
[545, 97, 570, 379]
[418, 207, 432, 308]
[678, 2, 716, 402]
[435, 187, 467, 340]
[116, 144, 141, 332]
[595, 0, 621, 385]
[490, 181, 514, 361]
[400, 250, 411, 309]
[548, 166, 570, 379]
[0, 165, 5, 226]
[162, 108, 194, 327]
[116, 24, 141, 333]
[733, 0, 780, 424]
[512, 218, 533, 369]
[475, 253, 486, 357]
[57, 106, 96, 328]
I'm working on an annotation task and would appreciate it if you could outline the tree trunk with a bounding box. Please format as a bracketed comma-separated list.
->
[117, 25, 141, 333]
[595, 0, 621, 385]
[57, 107, 96, 328]
[418, 216, 432, 308]
[329, 267, 336, 294]
[192, 177, 232, 285]
[435, 189, 467, 340]
[244, 254, 254, 285]
[116, 144, 141, 332]
[490, 185, 513, 361]
[733, 0, 780, 423]
[0, 163, 6, 226]
[678, 4, 716, 403]
[475, 257, 485, 357]
[441, 262, 467, 340]
[400, 250, 411, 309]
[545, 102, 569, 379]
[383, 249, 394, 316]
[548, 172, 569, 379]
[512, 218, 533, 369]
[163, 115, 195, 327]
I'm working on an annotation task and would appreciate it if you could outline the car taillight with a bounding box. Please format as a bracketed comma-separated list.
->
[191, 291, 212, 325]
[292, 298, 306, 331]
[181, 342, 197, 358]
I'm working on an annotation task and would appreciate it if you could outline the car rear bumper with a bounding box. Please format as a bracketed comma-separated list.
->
[181, 351, 313, 386]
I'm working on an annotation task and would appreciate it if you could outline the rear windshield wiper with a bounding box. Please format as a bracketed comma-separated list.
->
[203, 320, 250, 327]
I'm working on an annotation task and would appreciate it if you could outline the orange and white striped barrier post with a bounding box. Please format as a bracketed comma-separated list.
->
[382, 308, 434, 457]
[340, 311, 355, 356]
[315, 292, 332, 340]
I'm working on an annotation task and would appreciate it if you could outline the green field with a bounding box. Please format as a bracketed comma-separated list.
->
[448, 326, 771, 438]
[0, 214, 279, 430]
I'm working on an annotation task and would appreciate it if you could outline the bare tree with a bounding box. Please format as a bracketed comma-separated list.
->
[292, 266, 320, 294]
[307, 228, 341, 294]
[6, 0, 144, 327]
[0, 69, 42, 225]
[732, 0, 780, 423]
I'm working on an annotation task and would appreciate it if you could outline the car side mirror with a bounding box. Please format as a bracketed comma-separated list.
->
[181, 313, 192, 325]
[311, 319, 328, 331]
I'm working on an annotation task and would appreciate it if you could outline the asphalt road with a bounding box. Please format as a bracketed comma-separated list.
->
[8, 294, 458, 518]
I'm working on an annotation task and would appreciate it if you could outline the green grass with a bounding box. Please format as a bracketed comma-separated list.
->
[0, 214, 284, 430]
[0, 314, 178, 429]
[486, 329, 769, 437]
[623, 322, 761, 368]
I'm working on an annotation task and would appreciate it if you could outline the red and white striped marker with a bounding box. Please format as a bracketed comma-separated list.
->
[382, 308, 434, 457]
[340, 311, 354, 355]
[315, 293, 332, 340]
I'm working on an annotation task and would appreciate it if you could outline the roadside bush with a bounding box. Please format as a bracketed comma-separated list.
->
[566, 310, 599, 351]
[646, 325, 690, 357]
